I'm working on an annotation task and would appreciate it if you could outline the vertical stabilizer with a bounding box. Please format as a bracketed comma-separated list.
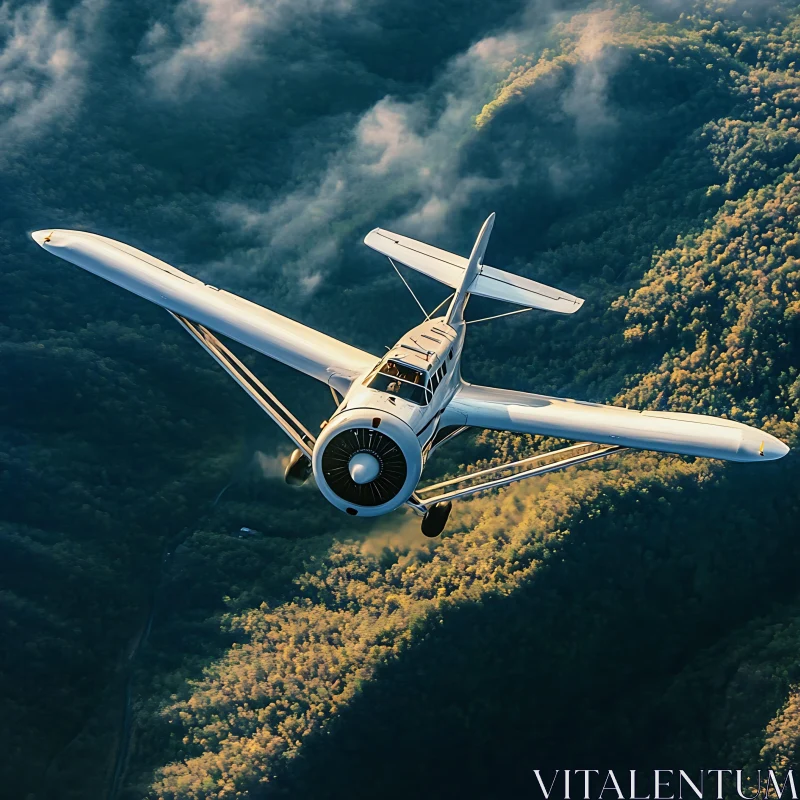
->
[446, 213, 495, 324]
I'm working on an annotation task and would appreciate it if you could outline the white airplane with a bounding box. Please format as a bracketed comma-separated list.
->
[32, 215, 789, 537]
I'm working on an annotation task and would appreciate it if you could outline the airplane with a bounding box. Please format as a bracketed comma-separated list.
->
[31, 214, 789, 537]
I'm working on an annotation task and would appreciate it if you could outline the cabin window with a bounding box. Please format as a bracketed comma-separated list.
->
[366, 359, 430, 405]
[429, 363, 449, 396]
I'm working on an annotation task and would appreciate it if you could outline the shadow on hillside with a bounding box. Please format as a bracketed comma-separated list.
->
[266, 456, 800, 800]
[118, 446, 396, 800]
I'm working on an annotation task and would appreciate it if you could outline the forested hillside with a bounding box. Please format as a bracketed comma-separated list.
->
[1, 0, 799, 798]
[128, 3, 800, 798]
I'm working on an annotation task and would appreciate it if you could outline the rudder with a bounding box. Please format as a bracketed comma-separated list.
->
[445, 213, 495, 324]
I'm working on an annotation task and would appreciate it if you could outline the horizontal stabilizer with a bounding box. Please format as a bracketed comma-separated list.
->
[471, 266, 583, 313]
[364, 227, 583, 314]
[365, 228, 466, 284]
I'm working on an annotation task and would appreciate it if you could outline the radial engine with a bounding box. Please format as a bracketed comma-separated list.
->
[312, 409, 423, 517]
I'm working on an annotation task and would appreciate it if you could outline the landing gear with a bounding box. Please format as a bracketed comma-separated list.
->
[421, 501, 452, 538]
[285, 449, 313, 486]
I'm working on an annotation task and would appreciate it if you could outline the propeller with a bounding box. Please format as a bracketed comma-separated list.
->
[320, 427, 408, 506]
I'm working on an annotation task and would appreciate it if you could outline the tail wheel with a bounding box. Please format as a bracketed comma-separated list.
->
[421, 501, 452, 538]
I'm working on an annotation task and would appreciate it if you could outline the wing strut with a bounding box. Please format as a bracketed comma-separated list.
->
[170, 312, 315, 457]
[466, 306, 534, 325]
[388, 256, 429, 319]
[407, 442, 626, 512]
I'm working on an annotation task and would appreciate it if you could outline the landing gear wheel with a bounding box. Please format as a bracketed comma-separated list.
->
[284, 449, 312, 486]
[421, 501, 452, 538]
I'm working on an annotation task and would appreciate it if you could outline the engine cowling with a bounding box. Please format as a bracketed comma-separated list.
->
[312, 409, 423, 516]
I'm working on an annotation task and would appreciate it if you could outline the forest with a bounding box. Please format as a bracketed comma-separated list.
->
[1, 0, 799, 798]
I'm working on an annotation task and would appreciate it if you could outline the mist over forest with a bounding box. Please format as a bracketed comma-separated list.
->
[1, 0, 799, 797]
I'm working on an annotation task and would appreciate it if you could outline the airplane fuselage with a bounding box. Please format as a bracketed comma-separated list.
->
[340, 317, 464, 448]
[311, 317, 466, 516]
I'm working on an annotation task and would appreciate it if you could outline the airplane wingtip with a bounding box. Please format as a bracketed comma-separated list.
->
[363, 227, 382, 247]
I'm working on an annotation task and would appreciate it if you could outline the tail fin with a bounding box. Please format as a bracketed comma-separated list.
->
[445, 213, 495, 324]
[363, 214, 584, 316]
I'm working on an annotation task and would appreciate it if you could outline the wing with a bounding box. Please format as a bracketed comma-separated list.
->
[364, 227, 583, 314]
[446, 382, 789, 463]
[32, 229, 379, 389]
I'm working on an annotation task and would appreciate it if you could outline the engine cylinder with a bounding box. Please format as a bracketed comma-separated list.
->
[312, 409, 423, 516]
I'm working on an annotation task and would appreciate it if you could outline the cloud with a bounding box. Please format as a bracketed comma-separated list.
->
[210, 29, 526, 291]
[560, 9, 621, 137]
[545, 8, 624, 194]
[180, 2, 642, 302]
[138, 0, 363, 97]
[0, 0, 102, 146]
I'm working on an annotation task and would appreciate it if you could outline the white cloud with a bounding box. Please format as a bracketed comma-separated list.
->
[211, 30, 525, 291]
[0, 0, 102, 145]
[545, 9, 624, 194]
[203, 2, 637, 297]
[561, 9, 621, 137]
[138, 0, 362, 97]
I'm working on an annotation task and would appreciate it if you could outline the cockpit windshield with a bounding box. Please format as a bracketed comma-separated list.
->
[366, 360, 429, 406]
